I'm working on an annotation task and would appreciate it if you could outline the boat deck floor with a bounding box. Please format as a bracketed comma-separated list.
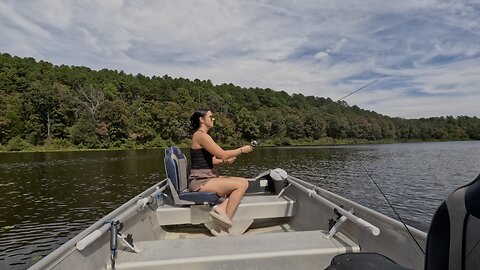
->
[110, 223, 359, 270]
[162, 222, 293, 240]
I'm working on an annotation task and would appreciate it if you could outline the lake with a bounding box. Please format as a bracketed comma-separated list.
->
[1, 141, 479, 269]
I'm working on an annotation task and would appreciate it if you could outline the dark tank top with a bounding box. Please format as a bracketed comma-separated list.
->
[190, 148, 214, 169]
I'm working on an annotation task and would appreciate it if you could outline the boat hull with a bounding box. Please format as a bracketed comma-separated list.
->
[29, 171, 426, 270]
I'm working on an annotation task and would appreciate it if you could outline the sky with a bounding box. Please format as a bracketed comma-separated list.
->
[1, 0, 480, 119]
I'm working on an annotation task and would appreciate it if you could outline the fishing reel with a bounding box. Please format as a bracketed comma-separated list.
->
[250, 140, 258, 148]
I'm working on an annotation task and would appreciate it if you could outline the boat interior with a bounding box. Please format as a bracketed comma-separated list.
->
[97, 146, 422, 270]
[94, 147, 352, 270]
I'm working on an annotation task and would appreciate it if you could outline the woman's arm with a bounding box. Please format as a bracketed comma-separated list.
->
[213, 157, 236, 166]
[213, 157, 224, 166]
[196, 132, 252, 159]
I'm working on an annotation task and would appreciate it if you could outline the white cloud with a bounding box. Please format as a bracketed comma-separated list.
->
[313, 38, 348, 61]
[0, 0, 479, 118]
[314, 51, 329, 61]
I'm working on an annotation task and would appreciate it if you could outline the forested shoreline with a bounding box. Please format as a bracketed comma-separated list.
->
[1, 53, 479, 152]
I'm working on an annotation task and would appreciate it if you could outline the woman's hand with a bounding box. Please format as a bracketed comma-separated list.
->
[223, 157, 236, 164]
[241, 145, 254, 154]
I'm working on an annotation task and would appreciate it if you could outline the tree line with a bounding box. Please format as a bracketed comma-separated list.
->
[0, 53, 479, 151]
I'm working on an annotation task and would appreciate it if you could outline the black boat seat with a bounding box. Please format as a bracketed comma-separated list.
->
[326, 174, 480, 270]
[164, 146, 219, 205]
[424, 174, 480, 270]
[325, 252, 409, 270]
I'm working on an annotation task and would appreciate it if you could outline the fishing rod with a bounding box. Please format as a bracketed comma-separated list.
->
[246, 75, 425, 254]
[331, 75, 427, 253]
[337, 75, 386, 102]
[357, 160, 425, 255]
[249, 75, 387, 146]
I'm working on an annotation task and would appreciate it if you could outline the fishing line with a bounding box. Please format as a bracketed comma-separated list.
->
[337, 75, 386, 102]
[357, 160, 425, 255]
[247, 75, 388, 145]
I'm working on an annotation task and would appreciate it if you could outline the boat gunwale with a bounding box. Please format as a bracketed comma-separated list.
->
[28, 179, 168, 270]
[287, 176, 427, 241]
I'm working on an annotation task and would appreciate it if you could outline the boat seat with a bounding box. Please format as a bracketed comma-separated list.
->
[325, 252, 408, 270]
[110, 230, 359, 270]
[164, 146, 220, 205]
[157, 195, 296, 234]
[424, 174, 480, 270]
[325, 174, 480, 270]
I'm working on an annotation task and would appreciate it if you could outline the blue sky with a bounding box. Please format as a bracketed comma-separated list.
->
[1, 0, 479, 119]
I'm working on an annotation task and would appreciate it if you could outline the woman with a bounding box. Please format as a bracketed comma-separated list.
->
[189, 109, 253, 228]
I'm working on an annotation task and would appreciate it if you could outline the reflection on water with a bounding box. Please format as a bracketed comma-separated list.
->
[1, 142, 479, 269]
[0, 150, 163, 269]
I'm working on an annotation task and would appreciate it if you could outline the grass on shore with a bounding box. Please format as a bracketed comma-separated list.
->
[0, 136, 467, 154]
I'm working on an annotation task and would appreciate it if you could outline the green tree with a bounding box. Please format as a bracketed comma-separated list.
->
[68, 115, 100, 148]
[1, 53, 480, 150]
[129, 99, 157, 144]
[327, 116, 350, 139]
[234, 107, 260, 141]
[96, 100, 130, 146]
[21, 81, 63, 144]
[304, 111, 326, 140]
[210, 112, 237, 144]
[158, 102, 189, 143]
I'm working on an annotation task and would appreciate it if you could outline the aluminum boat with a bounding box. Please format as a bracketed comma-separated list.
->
[29, 146, 480, 270]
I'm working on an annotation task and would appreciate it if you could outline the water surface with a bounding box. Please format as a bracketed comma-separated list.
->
[1, 141, 479, 269]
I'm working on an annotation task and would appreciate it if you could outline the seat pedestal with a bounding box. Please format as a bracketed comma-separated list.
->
[204, 219, 254, 236]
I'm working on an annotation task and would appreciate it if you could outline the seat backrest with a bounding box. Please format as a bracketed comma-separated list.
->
[164, 147, 179, 191]
[171, 146, 189, 192]
[424, 174, 480, 270]
[164, 146, 189, 192]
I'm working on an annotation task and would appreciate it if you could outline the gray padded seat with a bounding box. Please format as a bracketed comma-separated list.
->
[164, 146, 219, 205]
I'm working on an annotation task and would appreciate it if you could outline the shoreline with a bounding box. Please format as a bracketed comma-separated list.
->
[0, 138, 475, 154]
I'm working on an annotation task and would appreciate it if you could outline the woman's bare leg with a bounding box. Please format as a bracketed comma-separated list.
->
[214, 198, 229, 216]
[199, 177, 249, 220]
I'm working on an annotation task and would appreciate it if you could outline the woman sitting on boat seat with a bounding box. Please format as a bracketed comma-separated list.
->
[189, 109, 253, 227]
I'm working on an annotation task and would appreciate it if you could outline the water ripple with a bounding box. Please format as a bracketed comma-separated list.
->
[1, 144, 479, 269]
